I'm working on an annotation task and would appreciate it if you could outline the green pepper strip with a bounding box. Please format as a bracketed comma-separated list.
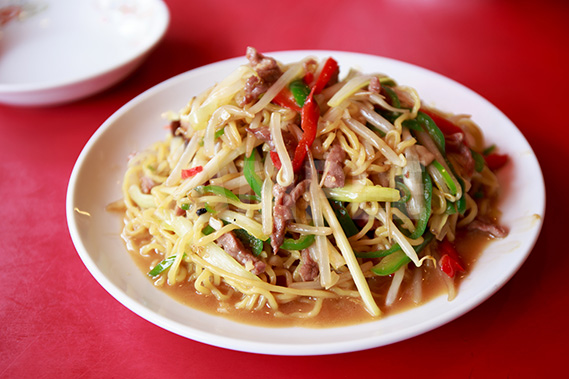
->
[203, 203, 216, 214]
[483, 144, 496, 156]
[445, 201, 457, 215]
[381, 85, 401, 108]
[471, 149, 485, 172]
[281, 234, 315, 250]
[194, 185, 240, 202]
[244, 149, 263, 197]
[329, 200, 359, 238]
[215, 128, 225, 139]
[431, 160, 457, 196]
[402, 118, 423, 131]
[202, 225, 215, 235]
[289, 79, 311, 107]
[395, 180, 411, 203]
[371, 233, 434, 276]
[407, 168, 433, 239]
[417, 111, 446, 154]
[366, 122, 386, 137]
[148, 255, 181, 277]
[355, 243, 402, 259]
[233, 229, 264, 256]
[455, 176, 466, 215]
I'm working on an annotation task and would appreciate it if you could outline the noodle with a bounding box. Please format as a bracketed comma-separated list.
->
[120, 48, 508, 322]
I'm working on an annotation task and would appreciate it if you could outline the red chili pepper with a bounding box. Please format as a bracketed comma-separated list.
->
[484, 153, 508, 171]
[272, 88, 302, 112]
[303, 72, 314, 85]
[270, 151, 282, 170]
[181, 166, 203, 179]
[270, 58, 337, 172]
[291, 88, 319, 171]
[420, 108, 464, 136]
[313, 58, 339, 94]
[287, 58, 337, 171]
[438, 239, 465, 278]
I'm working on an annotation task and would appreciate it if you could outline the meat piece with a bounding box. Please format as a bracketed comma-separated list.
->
[239, 76, 270, 106]
[373, 172, 390, 188]
[415, 145, 435, 167]
[271, 185, 294, 253]
[246, 126, 273, 148]
[140, 176, 156, 194]
[298, 249, 319, 281]
[170, 120, 181, 136]
[239, 47, 283, 105]
[217, 231, 266, 274]
[322, 144, 346, 188]
[368, 76, 381, 94]
[466, 219, 509, 238]
[289, 179, 310, 201]
[246, 47, 282, 83]
[245, 126, 297, 156]
[271, 180, 311, 253]
[446, 132, 475, 177]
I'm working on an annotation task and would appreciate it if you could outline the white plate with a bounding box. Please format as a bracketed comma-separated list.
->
[0, 0, 169, 106]
[66, 51, 545, 355]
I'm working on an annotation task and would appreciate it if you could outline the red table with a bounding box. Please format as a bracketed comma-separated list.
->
[1, 0, 566, 377]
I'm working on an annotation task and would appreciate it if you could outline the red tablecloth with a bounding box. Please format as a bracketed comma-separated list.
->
[2, 0, 566, 377]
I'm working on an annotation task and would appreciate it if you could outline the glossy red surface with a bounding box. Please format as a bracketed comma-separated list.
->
[1, 0, 566, 377]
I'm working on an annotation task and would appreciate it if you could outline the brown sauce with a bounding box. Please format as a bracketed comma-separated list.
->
[127, 229, 493, 328]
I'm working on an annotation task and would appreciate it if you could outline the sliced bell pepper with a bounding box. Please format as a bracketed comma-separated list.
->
[148, 255, 179, 277]
[455, 176, 466, 215]
[438, 239, 465, 278]
[281, 234, 316, 250]
[471, 149, 485, 172]
[417, 111, 446, 154]
[181, 166, 203, 179]
[194, 185, 240, 202]
[407, 167, 433, 239]
[381, 85, 401, 108]
[356, 243, 401, 259]
[244, 149, 263, 197]
[233, 228, 264, 256]
[289, 79, 311, 107]
[329, 200, 359, 238]
[313, 57, 339, 94]
[371, 233, 434, 276]
[420, 108, 464, 136]
[202, 225, 215, 235]
[395, 181, 411, 203]
[291, 87, 319, 171]
[483, 144, 496, 155]
[431, 160, 458, 196]
[303, 71, 314, 85]
[274, 58, 338, 172]
[270, 150, 282, 170]
[485, 153, 508, 171]
[272, 88, 302, 112]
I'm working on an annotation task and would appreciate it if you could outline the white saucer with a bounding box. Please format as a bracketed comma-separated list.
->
[0, 0, 169, 106]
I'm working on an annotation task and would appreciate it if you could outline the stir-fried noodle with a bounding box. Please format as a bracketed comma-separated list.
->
[120, 48, 508, 319]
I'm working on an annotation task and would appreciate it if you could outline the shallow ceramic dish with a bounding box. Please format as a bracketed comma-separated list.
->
[0, 0, 169, 106]
[66, 51, 545, 356]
